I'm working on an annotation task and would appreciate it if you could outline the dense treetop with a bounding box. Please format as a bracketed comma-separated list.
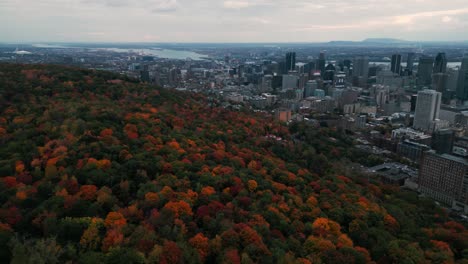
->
[0, 63, 466, 263]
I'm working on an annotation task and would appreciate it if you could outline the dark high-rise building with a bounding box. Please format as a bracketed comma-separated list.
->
[352, 56, 369, 88]
[285, 52, 296, 72]
[140, 65, 150, 83]
[305, 61, 315, 77]
[406, 52, 415, 72]
[272, 75, 283, 90]
[433, 52, 447, 73]
[323, 63, 335, 81]
[169, 68, 180, 85]
[432, 129, 454, 154]
[432, 73, 449, 100]
[344, 59, 352, 69]
[417, 56, 434, 87]
[457, 58, 468, 101]
[391, 54, 402, 75]
[411, 94, 418, 111]
[368, 65, 380, 78]
[317, 52, 326, 75]
[278, 61, 287, 75]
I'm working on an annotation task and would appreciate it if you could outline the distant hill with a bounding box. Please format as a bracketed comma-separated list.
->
[362, 38, 408, 44]
[327, 38, 412, 47]
[0, 63, 466, 263]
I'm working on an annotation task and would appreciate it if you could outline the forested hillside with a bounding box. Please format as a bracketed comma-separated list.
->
[0, 64, 466, 264]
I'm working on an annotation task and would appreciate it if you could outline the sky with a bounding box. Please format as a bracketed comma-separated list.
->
[1, 0, 468, 43]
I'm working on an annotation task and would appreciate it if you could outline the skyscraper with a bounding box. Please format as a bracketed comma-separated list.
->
[433, 52, 447, 73]
[323, 63, 335, 82]
[282, 74, 298, 90]
[317, 52, 326, 75]
[413, 89, 442, 132]
[335, 72, 346, 89]
[447, 68, 459, 92]
[285, 52, 296, 72]
[432, 72, 449, 98]
[391, 54, 402, 75]
[406, 52, 415, 73]
[352, 56, 369, 88]
[417, 56, 434, 87]
[304, 80, 318, 97]
[457, 57, 468, 101]
[305, 61, 315, 77]
[343, 59, 352, 69]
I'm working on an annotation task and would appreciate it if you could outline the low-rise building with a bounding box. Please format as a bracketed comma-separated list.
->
[397, 140, 430, 163]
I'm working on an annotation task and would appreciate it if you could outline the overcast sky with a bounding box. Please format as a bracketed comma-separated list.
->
[1, 0, 468, 42]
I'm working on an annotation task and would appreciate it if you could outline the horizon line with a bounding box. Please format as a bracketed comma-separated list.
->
[2, 40, 468, 45]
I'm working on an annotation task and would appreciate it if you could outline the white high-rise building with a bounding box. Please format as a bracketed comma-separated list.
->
[413, 89, 442, 132]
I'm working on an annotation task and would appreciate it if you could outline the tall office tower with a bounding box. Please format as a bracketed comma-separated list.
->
[295, 63, 306, 74]
[344, 59, 352, 69]
[305, 61, 315, 76]
[335, 72, 346, 88]
[261, 75, 273, 92]
[432, 73, 449, 101]
[413, 89, 442, 131]
[272, 75, 283, 90]
[317, 52, 326, 75]
[447, 68, 459, 92]
[323, 63, 335, 82]
[432, 72, 448, 92]
[391, 54, 402, 75]
[282, 74, 299, 90]
[417, 56, 434, 87]
[285, 52, 296, 72]
[433, 52, 447, 73]
[237, 65, 245, 78]
[419, 151, 468, 212]
[140, 65, 151, 83]
[352, 56, 369, 88]
[171, 68, 182, 84]
[457, 57, 468, 101]
[278, 61, 287, 75]
[298, 73, 308, 90]
[304, 80, 318, 97]
[411, 94, 418, 111]
[406, 52, 415, 72]
[140, 70, 150, 83]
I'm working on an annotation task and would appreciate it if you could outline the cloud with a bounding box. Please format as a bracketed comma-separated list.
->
[392, 8, 468, 25]
[293, 7, 468, 32]
[150, 0, 178, 12]
[81, 0, 178, 12]
[87, 32, 105, 36]
[223, 1, 250, 9]
[442, 16, 453, 23]
[143, 34, 161, 41]
[250, 17, 271, 24]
